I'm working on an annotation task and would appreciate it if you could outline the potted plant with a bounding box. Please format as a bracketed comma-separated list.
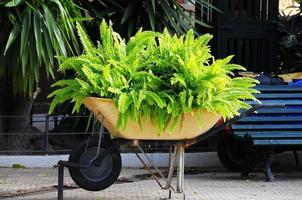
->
[48, 20, 259, 140]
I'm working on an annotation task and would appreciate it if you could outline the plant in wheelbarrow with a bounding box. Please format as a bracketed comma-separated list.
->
[48, 20, 259, 191]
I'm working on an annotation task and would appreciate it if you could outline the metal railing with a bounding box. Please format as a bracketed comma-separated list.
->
[0, 114, 212, 155]
[0, 114, 93, 154]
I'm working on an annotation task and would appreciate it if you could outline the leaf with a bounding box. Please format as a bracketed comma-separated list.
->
[121, 0, 138, 24]
[188, 90, 194, 109]
[171, 73, 187, 88]
[29, 40, 39, 82]
[42, 3, 67, 56]
[42, 28, 54, 78]
[33, 11, 42, 63]
[150, 0, 155, 11]
[75, 78, 90, 90]
[197, 110, 203, 127]
[20, 7, 31, 77]
[108, 87, 121, 94]
[103, 64, 112, 84]
[116, 112, 129, 131]
[76, 22, 95, 54]
[100, 20, 113, 56]
[159, 0, 182, 34]
[145, 91, 166, 108]
[4, 22, 21, 55]
[137, 90, 146, 109]
[5, 0, 24, 7]
[127, 16, 136, 38]
[146, 0, 155, 30]
[118, 93, 132, 113]
[179, 91, 187, 111]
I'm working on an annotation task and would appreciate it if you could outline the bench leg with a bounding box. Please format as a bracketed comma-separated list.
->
[263, 152, 275, 182]
[58, 164, 64, 200]
[241, 147, 259, 178]
[294, 150, 300, 169]
[241, 164, 257, 178]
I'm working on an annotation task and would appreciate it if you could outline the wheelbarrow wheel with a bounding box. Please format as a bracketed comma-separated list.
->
[68, 139, 121, 191]
[217, 134, 257, 172]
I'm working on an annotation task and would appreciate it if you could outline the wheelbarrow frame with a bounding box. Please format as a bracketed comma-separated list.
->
[56, 104, 277, 200]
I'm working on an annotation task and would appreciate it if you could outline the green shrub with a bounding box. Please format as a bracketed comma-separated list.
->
[12, 164, 26, 169]
[48, 20, 259, 134]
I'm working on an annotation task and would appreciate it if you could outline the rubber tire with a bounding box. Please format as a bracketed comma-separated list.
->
[217, 134, 256, 172]
[68, 139, 121, 191]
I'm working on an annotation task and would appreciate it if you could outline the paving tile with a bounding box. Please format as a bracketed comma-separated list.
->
[1, 167, 302, 200]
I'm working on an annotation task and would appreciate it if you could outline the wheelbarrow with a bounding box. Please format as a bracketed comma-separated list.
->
[56, 97, 268, 200]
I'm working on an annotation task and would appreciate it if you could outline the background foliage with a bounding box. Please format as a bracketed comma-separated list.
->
[79, 0, 220, 38]
[0, 0, 82, 94]
[278, 0, 302, 72]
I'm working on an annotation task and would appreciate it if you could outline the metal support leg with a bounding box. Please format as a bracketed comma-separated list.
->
[294, 150, 300, 169]
[167, 146, 173, 199]
[264, 152, 275, 182]
[89, 123, 104, 164]
[164, 145, 178, 190]
[58, 164, 64, 200]
[168, 190, 172, 199]
[176, 144, 185, 194]
[135, 143, 186, 199]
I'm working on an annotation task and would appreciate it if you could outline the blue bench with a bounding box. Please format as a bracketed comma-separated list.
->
[220, 84, 302, 181]
[234, 85, 302, 145]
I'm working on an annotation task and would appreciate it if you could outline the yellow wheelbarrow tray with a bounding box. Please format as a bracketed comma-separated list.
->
[83, 97, 222, 140]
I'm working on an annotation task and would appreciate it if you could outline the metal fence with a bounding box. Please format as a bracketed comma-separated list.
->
[0, 114, 92, 154]
[0, 115, 213, 155]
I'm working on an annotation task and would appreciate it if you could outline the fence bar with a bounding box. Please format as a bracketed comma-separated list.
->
[45, 115, 49, 153]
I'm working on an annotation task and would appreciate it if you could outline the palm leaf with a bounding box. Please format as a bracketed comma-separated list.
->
[1, 0, 82, 94]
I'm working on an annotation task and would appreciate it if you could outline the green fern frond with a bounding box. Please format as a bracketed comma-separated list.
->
[76, 23, 96, 55]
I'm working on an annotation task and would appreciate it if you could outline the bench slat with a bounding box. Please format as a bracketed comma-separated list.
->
[238, 115, 302, 122]
[256, 108, 302, 114]
[253, 139, 302, 145]
[232, 124, 302, 130]
[246, 99, 302, 105]
[254, 93, 302, 99]
[256, 85, 302, 92]
[234, 131, 302, 138]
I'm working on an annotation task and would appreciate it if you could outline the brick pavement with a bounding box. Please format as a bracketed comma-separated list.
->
[0, 167, 302, 200]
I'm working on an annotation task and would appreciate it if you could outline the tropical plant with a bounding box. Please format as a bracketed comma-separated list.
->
[48, 20, 259, 134]
[0, 0, 82, 94]
[0, 0, 82, 150]
[79, 0, 220, 38]
[278, 3, 302, 72]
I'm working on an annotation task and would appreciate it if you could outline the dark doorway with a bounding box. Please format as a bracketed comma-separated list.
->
[212, 0, 279, 72]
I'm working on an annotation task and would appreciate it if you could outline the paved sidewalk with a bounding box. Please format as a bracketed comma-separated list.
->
[0, 167, 302, 200]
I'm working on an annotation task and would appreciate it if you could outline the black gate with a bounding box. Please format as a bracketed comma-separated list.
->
[213, 0, 279, 72]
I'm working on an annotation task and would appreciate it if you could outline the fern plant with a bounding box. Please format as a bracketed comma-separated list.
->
[48, 20, 259, 134]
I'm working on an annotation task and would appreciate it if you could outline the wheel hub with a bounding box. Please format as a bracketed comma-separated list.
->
[79, 147, 113, 182]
